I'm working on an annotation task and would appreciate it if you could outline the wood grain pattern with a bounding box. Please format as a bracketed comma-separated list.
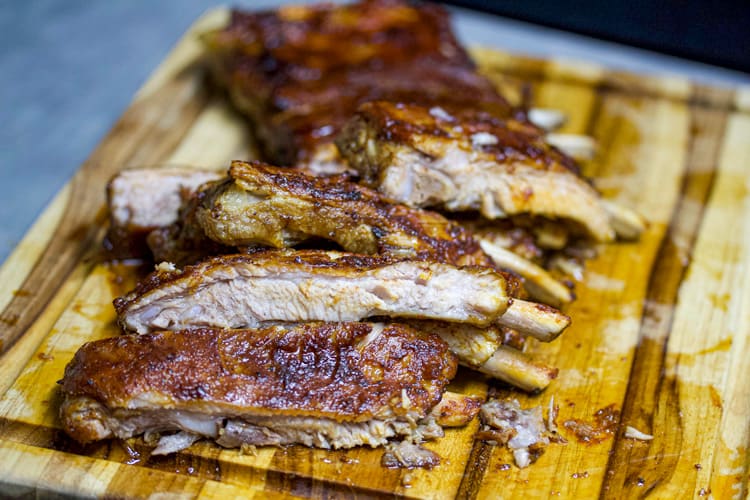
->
[1, 8, 749, 498]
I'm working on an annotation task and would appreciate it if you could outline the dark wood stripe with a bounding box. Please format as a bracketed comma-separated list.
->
[0, 63, 210, 356]
[600, 87, 729, 498]
[455, 440, 493, 500]
[264, 440, 404, 498]
[264, 468, 396, 499]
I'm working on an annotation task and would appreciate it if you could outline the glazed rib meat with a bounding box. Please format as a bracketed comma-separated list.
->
[104, 168, 222, 258]
[189, 160, 502, 270]
[114, 249, 509, 335]
[203, 0, 514, 172]
[337, 101, 616, 242]
[59, 323, 456, 451]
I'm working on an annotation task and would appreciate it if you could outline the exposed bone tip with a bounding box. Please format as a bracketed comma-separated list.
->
[479, 346, 557, 392]
[498, 299, 570, 342]
[601, 200, 646, 240]
[546, 133, 597, 161]
[478, 238, 574, 307]
[528, 108, 567, 132]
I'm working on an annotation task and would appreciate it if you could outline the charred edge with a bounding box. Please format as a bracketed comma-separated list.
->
[600, 96, 726, 497]
[0, 67, 210, 356]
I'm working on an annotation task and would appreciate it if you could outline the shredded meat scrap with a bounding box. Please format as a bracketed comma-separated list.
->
[477, 399, 552, 468]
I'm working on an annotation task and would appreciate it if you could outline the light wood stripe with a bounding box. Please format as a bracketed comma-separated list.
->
[601, 88, 729, 497]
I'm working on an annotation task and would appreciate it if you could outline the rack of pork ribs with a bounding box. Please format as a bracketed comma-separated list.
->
[60, 0, 644, 466]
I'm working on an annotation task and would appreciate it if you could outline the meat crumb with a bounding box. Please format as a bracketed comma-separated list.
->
[471, 132, 499, 147]
[155, 261, 177, 273]
[624, 425, 653, 441]
[563, 404, 619, 444]
[476, 399, 550, 468]
[382, 441, 440, 470]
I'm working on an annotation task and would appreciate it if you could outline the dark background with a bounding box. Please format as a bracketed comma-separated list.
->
[444, 0, 750, 72]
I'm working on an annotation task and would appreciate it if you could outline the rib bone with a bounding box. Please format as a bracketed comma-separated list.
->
[528, 108, 566, 132]
[478, 346, 558, 392]
[546, 133, 596, 161]
[478, 238, 573, 307]
[601, 199, 646, 240]
[390, 321, 559, 390]
[499, 300, 571, 342]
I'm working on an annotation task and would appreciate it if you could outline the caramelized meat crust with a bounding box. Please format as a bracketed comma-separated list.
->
[61, 324, 455, 421]
[113, 249, 510, 335]
[203, 0, 514, 168]
[59, 323, 457, 444]
[341, 101, 577, 175]
[194, 161, 514, 271]
[337, 101, 615, 242]
[147, 184, 235, 265]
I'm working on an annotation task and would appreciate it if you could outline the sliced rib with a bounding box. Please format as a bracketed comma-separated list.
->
[59, 323, 456, 451]
[193, 160, 500, 270]
[337, 101, 616, 242]
[114, 250, 510, 335]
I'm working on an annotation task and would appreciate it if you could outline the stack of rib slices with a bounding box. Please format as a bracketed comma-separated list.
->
[59, 0, 644, 463]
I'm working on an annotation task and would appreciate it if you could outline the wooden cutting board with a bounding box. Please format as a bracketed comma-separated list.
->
[1, 8, 749, 499]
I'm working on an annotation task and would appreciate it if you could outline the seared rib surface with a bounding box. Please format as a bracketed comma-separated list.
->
[192, 160, 499, 269]
[337, 101, 614, 242]
[60, 323, 456, 448]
